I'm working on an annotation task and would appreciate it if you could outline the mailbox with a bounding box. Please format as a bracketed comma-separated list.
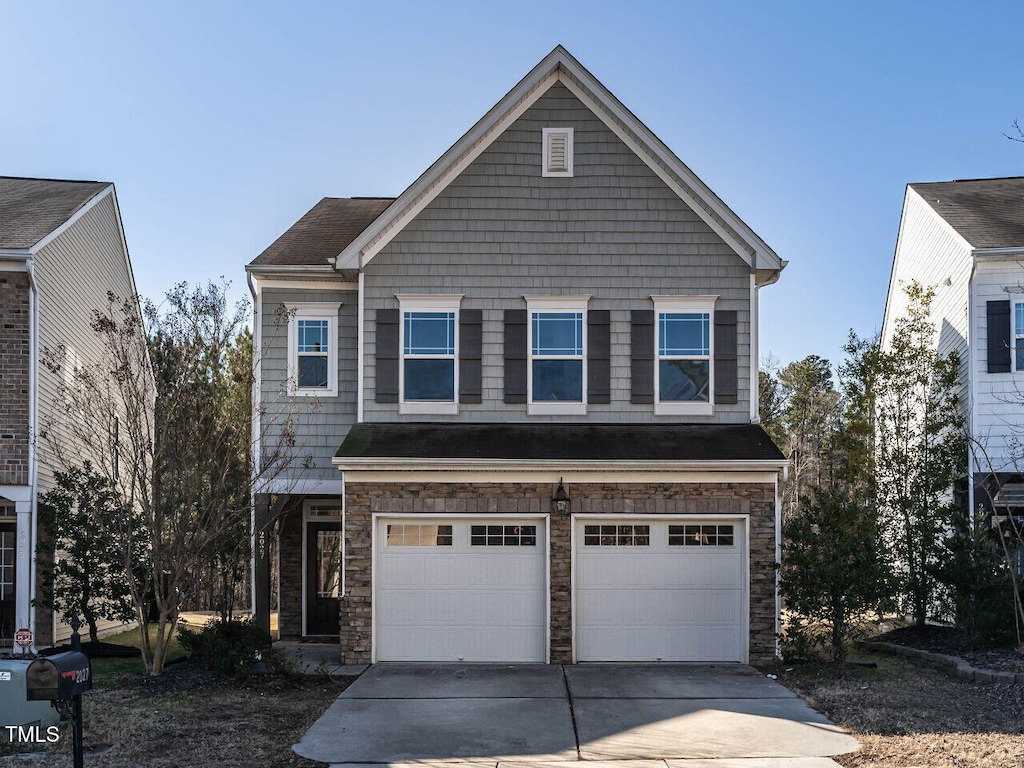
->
[26, 652, 92, 701]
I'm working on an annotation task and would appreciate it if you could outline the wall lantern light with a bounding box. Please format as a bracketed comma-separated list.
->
[552, 478, 570, 515]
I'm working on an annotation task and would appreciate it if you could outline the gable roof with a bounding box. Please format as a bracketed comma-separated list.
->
[335, 422, 785, 466]
[0, 177, 111, 250]
[334, 46, 784, 280]
[910, 177, 1024, 249]
[248, 197, 393, 276]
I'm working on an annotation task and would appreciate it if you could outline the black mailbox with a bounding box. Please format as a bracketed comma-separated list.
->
[26, 652, 92, 701]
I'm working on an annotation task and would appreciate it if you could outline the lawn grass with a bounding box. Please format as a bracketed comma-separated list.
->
[87, 624, 189, 687]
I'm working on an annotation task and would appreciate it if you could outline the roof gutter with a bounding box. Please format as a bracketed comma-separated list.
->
[332, 457, 789, 472]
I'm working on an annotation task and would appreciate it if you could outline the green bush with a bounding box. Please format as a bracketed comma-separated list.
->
[177, 617, 271, 675]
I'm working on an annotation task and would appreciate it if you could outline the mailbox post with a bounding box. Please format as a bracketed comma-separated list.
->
[25, 617, 90, 768]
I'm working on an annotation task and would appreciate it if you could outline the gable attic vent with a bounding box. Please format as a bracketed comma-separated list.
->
[543, 127, 574, 177]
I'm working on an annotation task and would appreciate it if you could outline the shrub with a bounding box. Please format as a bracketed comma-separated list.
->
[178, 617, 271, 675]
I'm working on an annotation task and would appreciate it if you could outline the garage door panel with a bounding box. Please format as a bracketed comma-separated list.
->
[578, 552, 742, 589]
[376, 518, 546, 662]
[575, 518, 746, 662]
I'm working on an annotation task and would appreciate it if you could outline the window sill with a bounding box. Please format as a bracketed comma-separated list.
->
[528, 402, 587, 416]
[655, 401, 713, 416]
[289, 387, 338, 398]
[400, 401, 459, 415]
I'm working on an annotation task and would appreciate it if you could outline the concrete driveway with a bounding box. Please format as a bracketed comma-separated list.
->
[294, 663, 859, 768]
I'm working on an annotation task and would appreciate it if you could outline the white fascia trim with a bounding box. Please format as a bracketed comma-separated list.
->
[246, 264, 337, 273]
[972, 247, 1024, 259]
[333, 457, 788, 472]
[0, 258, 29, 270]
[338, 67, 560, 270]
[341, 470, 779, 484]
[256, 278, 358, 292]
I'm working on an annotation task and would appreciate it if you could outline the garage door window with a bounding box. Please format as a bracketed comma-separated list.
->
[386, 524, 453, 546]
[470, 525, 537, 546]
[668, 524, 734, 546]
[583, 524, 650, 546]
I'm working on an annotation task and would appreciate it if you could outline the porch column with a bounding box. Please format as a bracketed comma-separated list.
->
[252, 494, 272, 636]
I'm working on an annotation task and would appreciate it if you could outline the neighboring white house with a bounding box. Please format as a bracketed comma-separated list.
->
[882, 177, 1024, 559]
[0, 176, 143, 648]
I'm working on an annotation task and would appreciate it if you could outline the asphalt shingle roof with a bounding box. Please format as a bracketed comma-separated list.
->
[910, 177, 1024, 249]
[336, 422, 785, 462]
[249, 197, 394, 274]
[0, 177, 110, 250]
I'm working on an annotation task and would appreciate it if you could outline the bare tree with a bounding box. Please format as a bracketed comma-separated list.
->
[43, 282, 304, 675]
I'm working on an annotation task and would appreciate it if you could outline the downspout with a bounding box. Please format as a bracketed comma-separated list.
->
[357, 269, 365, 423]
[775, 462, 788, 660]
[247, 271, 260, 616]
[967, 253, 978, 524]
[749, 266, 759, 422]
[25, 257, 39, 646]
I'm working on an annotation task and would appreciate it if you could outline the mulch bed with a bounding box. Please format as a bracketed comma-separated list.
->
[873, 625, 1024, 674]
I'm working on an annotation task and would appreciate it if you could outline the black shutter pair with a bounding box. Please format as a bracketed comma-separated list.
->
[375, 309, 483, 403]
[503, 310, 610, 404]
[630, 309, 738, 404]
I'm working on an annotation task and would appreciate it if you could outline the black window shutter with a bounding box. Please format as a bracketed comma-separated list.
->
[504, 309, 528, 404]
[714, 310, 738, 405]
[375, 308, 399, 403]
[459, 309, 482, 404]
[987, 300, 1011, 373]
[631, 310, 654, 404]
[587, 310, 611, 404]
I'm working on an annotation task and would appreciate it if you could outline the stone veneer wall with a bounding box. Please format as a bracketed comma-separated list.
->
[277, 503, 303, 638]
[0, 273, 30, 486]
[340, 480, 778, 665]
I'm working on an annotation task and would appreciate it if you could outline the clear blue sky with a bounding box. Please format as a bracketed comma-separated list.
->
[4, 1, 1023, 368]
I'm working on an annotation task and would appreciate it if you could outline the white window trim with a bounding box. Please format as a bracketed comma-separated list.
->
[652, 295, 717, 416]
[286, 302, 341, 397]
[542, 127, 574, 178]
[525, 295, 590, 416]
[397, 294, 463, 415]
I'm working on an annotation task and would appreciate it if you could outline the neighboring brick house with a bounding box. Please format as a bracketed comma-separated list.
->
[247, 47, 787, 665]
[883, 176, 1024, 573]
[0, 177, 141, 647]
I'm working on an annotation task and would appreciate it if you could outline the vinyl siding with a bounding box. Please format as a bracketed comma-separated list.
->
[31, 192, 137, 494]
[882, 188, 972, 411]
[362, 82, 752, 424]
[259, 287, 358, 480]
[971, 260, 1024, 474]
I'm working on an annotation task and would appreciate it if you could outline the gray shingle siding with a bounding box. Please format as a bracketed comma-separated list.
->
[361, 83, 751, 423]
[260, 288, 358, 479]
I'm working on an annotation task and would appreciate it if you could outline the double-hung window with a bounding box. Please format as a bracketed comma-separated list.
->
[286, 303, 341, 396]
[398, 295, 462, 415]
[1015, 302, 1024, 371]
[526, 295, 589, 415]
[653, 295, 716, 415]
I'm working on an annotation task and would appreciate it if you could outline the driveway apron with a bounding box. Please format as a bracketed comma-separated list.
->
[292, 663, 859, 766]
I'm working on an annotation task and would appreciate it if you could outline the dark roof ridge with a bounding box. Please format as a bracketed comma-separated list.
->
[0, 175, 109, 186]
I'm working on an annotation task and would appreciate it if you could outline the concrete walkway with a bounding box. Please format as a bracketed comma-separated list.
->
[293, 663, 859, 768]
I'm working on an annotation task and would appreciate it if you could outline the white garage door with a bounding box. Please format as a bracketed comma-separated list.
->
[575, 518, 746, 662]
[375, 517, 547, 662]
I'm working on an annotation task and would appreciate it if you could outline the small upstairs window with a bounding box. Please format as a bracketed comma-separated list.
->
[397, 294, 462, 415]
[542, 127, 574, 177]
[286, 303, 341, 397]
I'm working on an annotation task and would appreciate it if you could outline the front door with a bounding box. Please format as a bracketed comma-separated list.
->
[0, 522, 16, 644]
[305, 521, 342, 636]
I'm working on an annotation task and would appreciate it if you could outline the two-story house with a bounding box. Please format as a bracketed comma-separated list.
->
[0, 176, 141, 648]
[247, 47, 787, 666]
[883, 176, 1024, 568]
